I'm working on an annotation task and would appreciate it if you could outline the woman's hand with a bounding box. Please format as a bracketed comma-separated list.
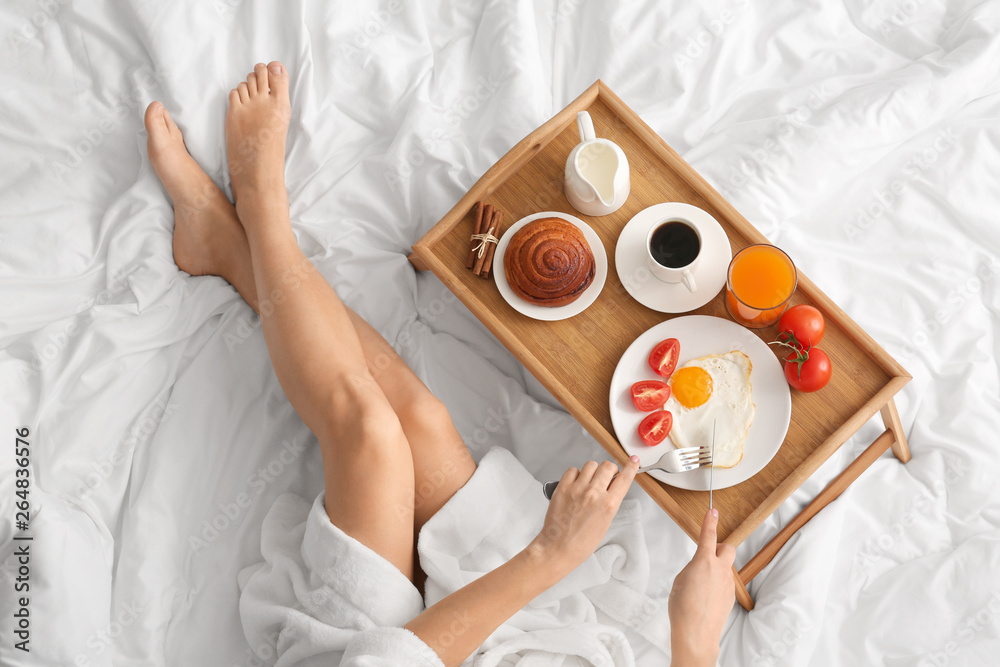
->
[528, 455, 641, 575]
[668, 509, 736, 667]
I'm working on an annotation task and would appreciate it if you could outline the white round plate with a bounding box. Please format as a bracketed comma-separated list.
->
[609, 315, 791, 491]
[494, 211, 608, 321]
[615, 203, 732, 313]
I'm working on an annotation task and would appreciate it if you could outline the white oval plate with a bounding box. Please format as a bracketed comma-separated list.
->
[494, 211, 608, 321]
[609, 315, 791, 491]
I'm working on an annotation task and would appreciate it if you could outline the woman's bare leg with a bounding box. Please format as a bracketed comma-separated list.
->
[143, 100, 257, 305]
[146, 62, 479, 581]
[144, 90, 476, 542]
[225, 62, 419, 579]
[340, 315, 477, 530]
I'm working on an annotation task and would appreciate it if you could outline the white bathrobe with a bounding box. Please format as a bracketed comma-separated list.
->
[238, 447, 671, 666]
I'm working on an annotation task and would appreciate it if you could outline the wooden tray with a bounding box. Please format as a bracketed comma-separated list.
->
[410, 81, 910, 609]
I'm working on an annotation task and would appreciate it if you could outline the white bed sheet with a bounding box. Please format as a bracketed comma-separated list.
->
[1, 0, 999, 665]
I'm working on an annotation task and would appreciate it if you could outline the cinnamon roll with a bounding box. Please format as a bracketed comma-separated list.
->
[504, 217, 595, 307]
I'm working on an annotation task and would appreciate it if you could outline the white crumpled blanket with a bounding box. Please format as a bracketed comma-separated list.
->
[2, 0, 999, 665]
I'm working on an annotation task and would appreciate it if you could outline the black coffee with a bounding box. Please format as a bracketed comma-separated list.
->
[650, 221, 700, 268]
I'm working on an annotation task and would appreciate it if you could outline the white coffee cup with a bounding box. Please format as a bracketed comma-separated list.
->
[645, 217, 701, 292]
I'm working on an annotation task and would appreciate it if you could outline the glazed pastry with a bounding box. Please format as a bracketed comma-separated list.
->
[504, 217, 595, 307]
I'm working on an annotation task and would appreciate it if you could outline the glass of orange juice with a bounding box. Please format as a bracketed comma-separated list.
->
[725, 244, 797, 328]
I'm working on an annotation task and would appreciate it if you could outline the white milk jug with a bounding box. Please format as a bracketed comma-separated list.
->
[564, 111, 630, 216]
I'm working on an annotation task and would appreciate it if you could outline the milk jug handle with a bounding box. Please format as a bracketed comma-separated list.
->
[576, 111, 596, 142]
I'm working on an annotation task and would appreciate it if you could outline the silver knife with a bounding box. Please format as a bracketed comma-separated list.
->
[709, 419, 716, 510]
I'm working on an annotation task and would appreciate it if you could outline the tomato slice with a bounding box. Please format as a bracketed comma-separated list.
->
[630, 380, 671, 411]
[648, 338, 680, 379]
[638, 410, 673, 446]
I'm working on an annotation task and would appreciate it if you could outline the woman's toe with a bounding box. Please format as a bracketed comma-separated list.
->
[253, 63, 268, 95]
[237, 81, 249, 102]
[246, 72, 257, 96]
[144, 101, 167, 133]
[266, 61, 288, 99]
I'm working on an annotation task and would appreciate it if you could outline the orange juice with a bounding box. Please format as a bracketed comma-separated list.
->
[725, 245, 796, 328]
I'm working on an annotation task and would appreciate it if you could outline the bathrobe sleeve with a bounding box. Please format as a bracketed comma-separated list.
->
[340, 626, 445, 666]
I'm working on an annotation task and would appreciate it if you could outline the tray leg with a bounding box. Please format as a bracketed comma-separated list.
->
[408, 253, 429, 271]
[880, 397, 911, 463]
[734, 567, 754, 610]
[737, 429, 895, 584]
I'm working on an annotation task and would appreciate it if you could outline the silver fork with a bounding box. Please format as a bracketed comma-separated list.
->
[542, 445, 713, 499]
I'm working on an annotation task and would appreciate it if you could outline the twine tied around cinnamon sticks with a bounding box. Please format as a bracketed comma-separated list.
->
[469, 231, 498, 258]
[465, 201, 505, 278]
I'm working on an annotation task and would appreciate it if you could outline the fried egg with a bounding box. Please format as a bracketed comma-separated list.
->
[665, 351, 755, 468]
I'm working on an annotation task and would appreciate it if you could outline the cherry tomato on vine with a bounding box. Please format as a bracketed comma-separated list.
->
[778, 305, 825, 348]
[783, 347, 832, 392]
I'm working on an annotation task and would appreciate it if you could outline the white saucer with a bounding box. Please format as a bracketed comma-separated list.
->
[608, 316, 791, 491]
[615, 203, 732, 313]
[494, 211, 608, 321]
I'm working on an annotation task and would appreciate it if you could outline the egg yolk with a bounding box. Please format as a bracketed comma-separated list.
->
[671, 367, 714, 408]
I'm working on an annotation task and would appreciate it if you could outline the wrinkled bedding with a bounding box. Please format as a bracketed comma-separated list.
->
[1, 0, 999, 665]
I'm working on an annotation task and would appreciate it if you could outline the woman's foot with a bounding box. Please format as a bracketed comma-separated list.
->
[144, 101, 256, 302]
[225, 61, 291, 227]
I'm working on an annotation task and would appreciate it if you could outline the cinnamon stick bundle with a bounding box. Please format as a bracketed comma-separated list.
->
[465, 201, 506, 278]
[472, 204, 496, 276]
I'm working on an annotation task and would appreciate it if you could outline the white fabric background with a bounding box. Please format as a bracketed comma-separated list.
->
[1, 0, 998, 665]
